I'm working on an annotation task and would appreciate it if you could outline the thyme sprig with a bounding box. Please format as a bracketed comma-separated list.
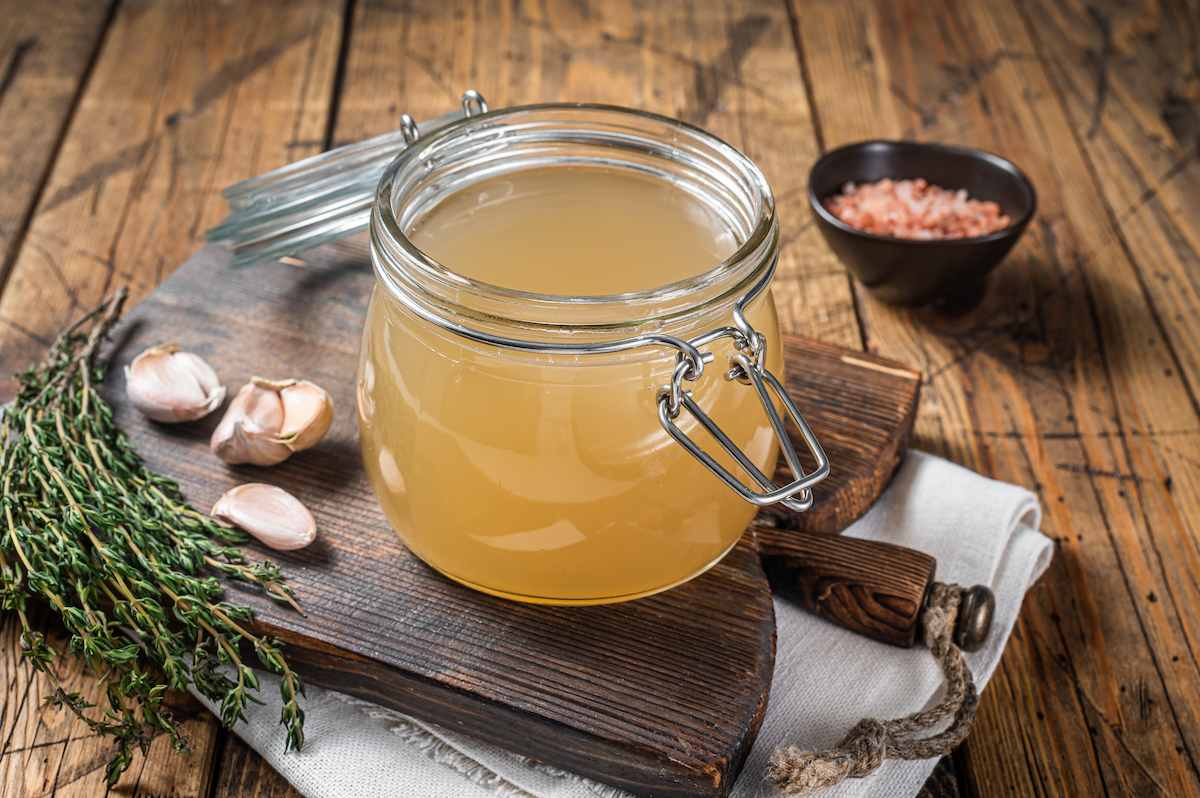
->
[0, 290, 305, 784]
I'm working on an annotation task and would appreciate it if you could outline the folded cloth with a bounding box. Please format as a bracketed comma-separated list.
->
[194, 451, 1052, 798]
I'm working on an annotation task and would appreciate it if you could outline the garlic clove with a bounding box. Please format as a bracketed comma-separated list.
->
[278, 380, 333, 452]
[211, 483, 317, 551]
[222, 419, 294, 466]
[218, 381, 285, 433]
[211, 381, 290, 465]
[173, 351, 223, 397]
[125, 344, 226, 423]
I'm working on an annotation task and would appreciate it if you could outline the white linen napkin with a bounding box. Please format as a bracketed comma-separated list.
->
[194, 451, 1052, 798]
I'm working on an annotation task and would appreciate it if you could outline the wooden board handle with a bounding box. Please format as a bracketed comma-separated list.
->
[754, 522, 995, 650]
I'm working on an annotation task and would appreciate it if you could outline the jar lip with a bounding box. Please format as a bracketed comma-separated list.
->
[371, 103, 778, 336]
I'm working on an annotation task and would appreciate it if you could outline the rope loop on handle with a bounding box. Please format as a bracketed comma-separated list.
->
[766, 583, 980, 795]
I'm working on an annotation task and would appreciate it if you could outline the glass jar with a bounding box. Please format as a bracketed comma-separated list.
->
[357, 104, 827, 605]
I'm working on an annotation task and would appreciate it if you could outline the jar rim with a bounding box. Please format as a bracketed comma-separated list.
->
[370, 103, 779, 341]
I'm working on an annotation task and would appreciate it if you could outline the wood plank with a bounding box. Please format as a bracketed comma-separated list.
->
[762, 335, 920, 536]
[0, 1, 344, 795]
[0, 609, 222, 798]
[0, 0, 112, 293]
[919, 757, 961, 798]
[333, 0, 863, 349]
[213, 735, 301, 798]
[794, 0, 1200, 795]
[1018, 0, 1200, 404]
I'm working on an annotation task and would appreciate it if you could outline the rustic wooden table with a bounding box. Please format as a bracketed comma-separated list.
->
[1, 0, 1196, 796]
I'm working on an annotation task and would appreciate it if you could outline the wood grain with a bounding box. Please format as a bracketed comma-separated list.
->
[0, 0, 343, 400]
[212, 736, 300, 798]
[95, 236, 921, 797]
[793, 1, 1200, 795]
[0, 0, 111, 293]
[761, 337, 920, 535]
[1019, 0, 1200, 402]
[0, 2, 345, 795]
[757, 521, 935, 647]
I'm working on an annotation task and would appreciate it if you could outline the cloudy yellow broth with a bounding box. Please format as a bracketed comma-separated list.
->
[358, 165, 782, 604]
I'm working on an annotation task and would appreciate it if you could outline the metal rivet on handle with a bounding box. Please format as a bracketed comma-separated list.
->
[461, 90, 489, 117]
[400, 114, 419, 144]
[954, 585, 996, 652]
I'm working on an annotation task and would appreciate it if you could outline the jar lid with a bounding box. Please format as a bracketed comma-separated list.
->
[205, 91, 488, 267]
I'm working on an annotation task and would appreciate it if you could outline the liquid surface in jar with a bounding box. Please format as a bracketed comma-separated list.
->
[359, 163, 781, 604]
[406, 165, 739, 295]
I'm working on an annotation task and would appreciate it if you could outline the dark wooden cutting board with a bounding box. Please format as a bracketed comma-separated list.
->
[101, 239, 920, 797]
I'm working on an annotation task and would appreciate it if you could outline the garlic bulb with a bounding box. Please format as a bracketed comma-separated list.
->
[211, 483, 317, 551]
[210, 377, 333, 465]
[210, 380, 291, 465]
[125, 344, 225, 423]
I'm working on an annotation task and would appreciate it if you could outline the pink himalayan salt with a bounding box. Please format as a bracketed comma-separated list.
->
[823, 178, 1011, 240]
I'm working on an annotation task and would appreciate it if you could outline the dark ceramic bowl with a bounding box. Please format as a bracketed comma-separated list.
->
[808, 140, 1036, 306]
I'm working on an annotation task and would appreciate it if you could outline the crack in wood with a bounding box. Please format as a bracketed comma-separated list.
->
[1074, 676, 1171, 795]
[1084, 6, 1113, 139]
[974, 427, 1200, 441]
[0, 38, 37, 109]
[1161, 88, 1199, 145]
[1053, 462, 1143, 483]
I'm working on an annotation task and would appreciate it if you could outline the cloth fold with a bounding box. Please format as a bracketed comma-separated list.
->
[194, 451, 1053, 798]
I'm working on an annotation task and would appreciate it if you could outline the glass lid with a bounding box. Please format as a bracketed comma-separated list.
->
[206, 90, 488, 267]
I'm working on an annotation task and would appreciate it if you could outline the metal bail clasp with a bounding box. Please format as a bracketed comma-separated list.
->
[657, 344, 830, 513]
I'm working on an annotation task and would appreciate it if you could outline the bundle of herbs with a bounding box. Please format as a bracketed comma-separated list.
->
[0, 290, 304, 784]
